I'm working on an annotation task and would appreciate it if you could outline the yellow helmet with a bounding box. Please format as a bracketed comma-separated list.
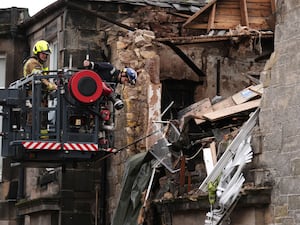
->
[33, 40, 52, 55]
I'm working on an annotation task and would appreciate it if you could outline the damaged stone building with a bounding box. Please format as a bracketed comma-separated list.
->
[0, 0, 298, 225]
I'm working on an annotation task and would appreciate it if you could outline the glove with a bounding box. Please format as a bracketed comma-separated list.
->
[47, 82, 57, 91]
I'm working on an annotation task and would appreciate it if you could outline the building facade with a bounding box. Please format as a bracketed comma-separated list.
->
[0, 0, 294, 225]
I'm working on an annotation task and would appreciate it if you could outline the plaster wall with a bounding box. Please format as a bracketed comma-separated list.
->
[159, 41, 268, 101]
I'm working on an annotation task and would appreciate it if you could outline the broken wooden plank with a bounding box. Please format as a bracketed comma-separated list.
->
[178, 97, 212, 118]
[178, 98, 213, 127]
[232, 84, 263, 105]
[210, 142, 217, 165]
[249, 85, 264, 96]
[203, 147, 215, 176]
[203, 141, 217, 176]
[199, 108, 259, 192]
[203, 99, 261, 121]
[212, 96, 236, 111]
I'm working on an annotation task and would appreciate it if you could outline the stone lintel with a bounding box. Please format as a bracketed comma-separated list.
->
[16, 198, 60, 215]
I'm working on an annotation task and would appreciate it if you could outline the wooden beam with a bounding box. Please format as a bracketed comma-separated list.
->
[177, 97, 213, 127]
[232, 84, 263, 105]
[203, 143, 217, 176]
[212, 97, 235, 111]
[183, 0, 217, 28]
[203, 99, 261, 121]
[270, 0, 276, 14]
[207, 3, 217, 32]
[184, 23, 210, 29]
[240, 0, 249, 26]
[199, 108, 260, 192]
[156, 32, 274, 45]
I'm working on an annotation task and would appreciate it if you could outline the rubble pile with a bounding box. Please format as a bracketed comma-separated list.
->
[152, 82, 263, 201]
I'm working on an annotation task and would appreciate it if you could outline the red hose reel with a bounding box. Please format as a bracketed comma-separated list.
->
[69, 70, 104, 104]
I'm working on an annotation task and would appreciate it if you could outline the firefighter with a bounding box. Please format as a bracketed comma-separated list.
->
[83, 60, 138, 110]
[83, 59, 137, 107]
[23, 40, 57, 90]
[23, 40, 57, 137]
[83, 60, 137, 85]
[83, 60, 137, 132]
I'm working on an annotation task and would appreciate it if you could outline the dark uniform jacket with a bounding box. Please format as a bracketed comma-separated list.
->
[91, 62, 120, 83]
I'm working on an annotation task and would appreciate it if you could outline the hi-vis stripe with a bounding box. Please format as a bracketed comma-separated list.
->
[21, 141, 117, 152]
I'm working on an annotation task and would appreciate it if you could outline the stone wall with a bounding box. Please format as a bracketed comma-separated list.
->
[105, 28, 161, 221]
[0, 8, 29, 82]
[259, 1, 300, 224]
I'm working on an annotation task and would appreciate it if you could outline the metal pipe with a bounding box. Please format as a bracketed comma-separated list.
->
[216, 59, 221, 96]
[17, 166, 25, 225]
[69, 54, 72, 69]
[95, 184, 99, 225]
[99, 160, 107, 225]
[143, 161, 160, 207]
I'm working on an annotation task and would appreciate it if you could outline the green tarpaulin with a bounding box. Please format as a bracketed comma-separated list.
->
[111, 152, 153, 225]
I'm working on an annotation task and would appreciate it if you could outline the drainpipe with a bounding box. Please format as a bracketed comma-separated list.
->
[17, 166, 25, 225]
[216, 59, 221, 96]
[95, 184, 99, 225]
[99, 159, 107, 225]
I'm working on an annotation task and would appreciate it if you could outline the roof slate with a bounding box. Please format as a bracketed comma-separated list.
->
[21, 0, 207, 26]
[97, 0, 206, 6]
[92, 0, 206, 11]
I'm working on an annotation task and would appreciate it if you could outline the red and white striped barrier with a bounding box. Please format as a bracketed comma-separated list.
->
[21, 141, 117, 153]
[103, 148, 118, 153]
[63, 143, 98, 151]
[22, 141, 61, 150]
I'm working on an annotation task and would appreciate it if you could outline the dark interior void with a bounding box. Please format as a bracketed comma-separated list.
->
[161, 79, 198, 120]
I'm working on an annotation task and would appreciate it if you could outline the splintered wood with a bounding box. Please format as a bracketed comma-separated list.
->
[177, 98, 213, 129]
[203, 98, 261, 121]
[179, 84, 262, 124]
[232, 84, 263, 104]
